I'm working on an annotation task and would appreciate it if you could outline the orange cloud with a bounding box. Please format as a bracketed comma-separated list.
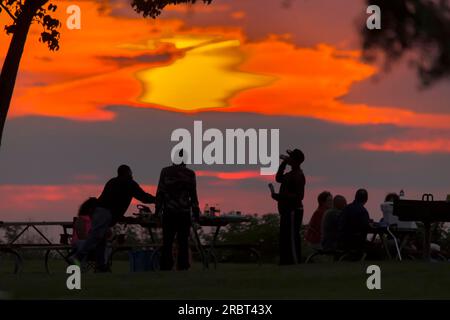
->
[0, 184, 101, 213]
[1, 0, 449, 133]
[165, 3, 230, 14]
[196, 170, 326, 186]
[225, 38, 450, 130]
[0, 183, 156, 219]
[2, 0, 184, 120]
[360, 139, 450, 154]
[231, 11, 246, 19]
[197, 170, 273, 180]
[133, 33, 450, 130]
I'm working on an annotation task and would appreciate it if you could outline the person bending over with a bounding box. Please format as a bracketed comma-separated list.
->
[70, 165, 155, 271]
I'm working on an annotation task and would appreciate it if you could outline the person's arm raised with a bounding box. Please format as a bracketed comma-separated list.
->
[275, 160, 287, 183]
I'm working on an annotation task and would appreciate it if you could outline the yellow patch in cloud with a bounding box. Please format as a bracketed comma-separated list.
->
[136, 37, 275, 111]
[159, 35, 220, 49]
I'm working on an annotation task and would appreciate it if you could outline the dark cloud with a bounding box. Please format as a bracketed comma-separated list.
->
[155, 0, 363, 49]
[94, 0, 363, 49]
[1, 106, 449, 218]
[1, 106, 449, 190]
[97, 53, 172, 67]
[342, 61, 450, 114]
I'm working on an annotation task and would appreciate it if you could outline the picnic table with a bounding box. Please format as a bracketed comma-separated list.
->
[306, 222, 417, 263]
[0, 214, 253, 273]
[120, 214, 254, 269]
[394, 195, 450, 260]
[0, 220, 78, 273]
[367, 223, 417, 261]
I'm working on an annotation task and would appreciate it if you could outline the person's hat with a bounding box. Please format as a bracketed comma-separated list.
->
[287, 148, 305, 164]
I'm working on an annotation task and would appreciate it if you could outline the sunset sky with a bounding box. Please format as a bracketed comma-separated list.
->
[0, 0, 449, 224]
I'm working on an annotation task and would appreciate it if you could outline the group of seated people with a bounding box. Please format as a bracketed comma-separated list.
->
[304, 189, 417, 255]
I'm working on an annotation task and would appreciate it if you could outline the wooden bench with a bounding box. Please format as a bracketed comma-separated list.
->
[305, 249, 367, 263]
[0, 243, 163, 274]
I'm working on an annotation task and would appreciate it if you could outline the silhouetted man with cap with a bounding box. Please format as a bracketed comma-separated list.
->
[70, 165, 155, 271]
[271, 148, 306, 265]
[156, 150, 200, 271]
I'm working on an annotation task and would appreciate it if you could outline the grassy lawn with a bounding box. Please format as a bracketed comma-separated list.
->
[2, 259, 450, 300]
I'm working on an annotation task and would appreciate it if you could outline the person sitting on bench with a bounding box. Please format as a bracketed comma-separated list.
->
[337, 189, 371, 254]
[321, 195, 347, 251]
[71, 197, 97, 251]
[305, 191, 333, 250]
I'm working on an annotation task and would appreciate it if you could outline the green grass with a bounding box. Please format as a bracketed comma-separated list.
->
[1, 259, 450, 299]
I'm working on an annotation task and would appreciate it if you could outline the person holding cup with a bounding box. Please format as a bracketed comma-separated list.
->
[270, 148, 306, 265]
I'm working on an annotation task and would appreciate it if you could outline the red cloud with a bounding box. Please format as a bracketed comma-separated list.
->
[360, 139, 450, 154]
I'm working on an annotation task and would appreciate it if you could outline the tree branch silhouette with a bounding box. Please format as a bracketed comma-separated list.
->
[0, 0, 214, 151]
[131, 0, 213, 18]
[0, 0, 61, 151]
[0, 2, 18, 21]
[361, 0, 450, 86]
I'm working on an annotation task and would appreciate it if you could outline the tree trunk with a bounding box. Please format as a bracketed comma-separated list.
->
[0, 0, 47, 149]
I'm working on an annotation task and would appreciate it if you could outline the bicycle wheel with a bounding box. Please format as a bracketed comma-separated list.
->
[44, 248, 73, 274]
[0, 248, 22, 274]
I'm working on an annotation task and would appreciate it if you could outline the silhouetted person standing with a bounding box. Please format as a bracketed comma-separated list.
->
[71, 165, 155, 271]
[271, 149, 306, 265]
[156, 150, 200, 271]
